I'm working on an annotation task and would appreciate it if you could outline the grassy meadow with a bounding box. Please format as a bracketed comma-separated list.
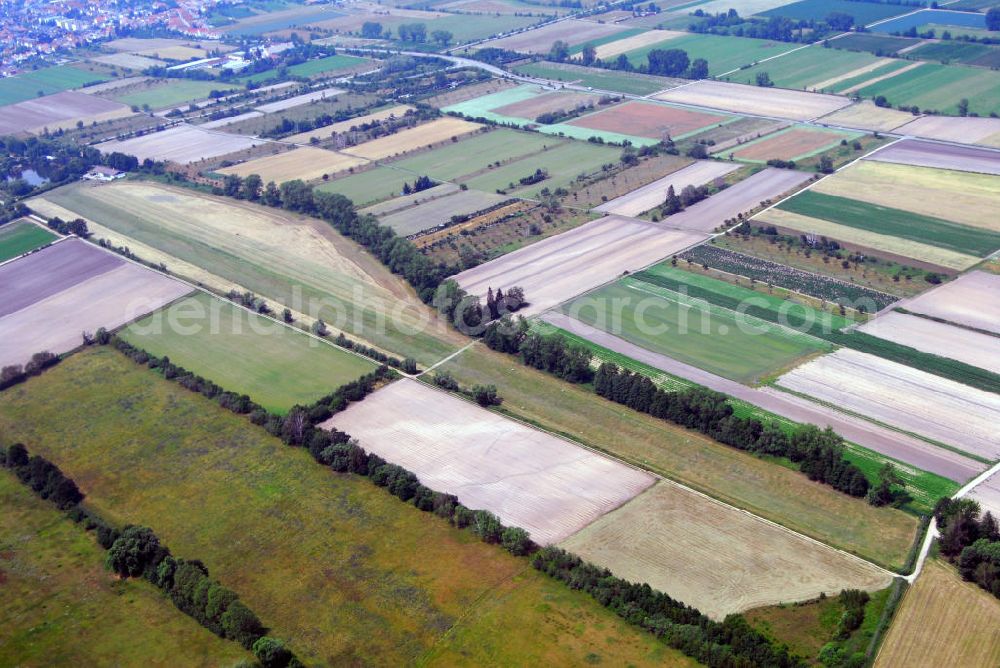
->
[0, 220, 57, 262]
[0, 66, 110, 106]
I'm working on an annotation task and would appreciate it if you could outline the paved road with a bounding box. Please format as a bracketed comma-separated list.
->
[541, 312, 986, 483]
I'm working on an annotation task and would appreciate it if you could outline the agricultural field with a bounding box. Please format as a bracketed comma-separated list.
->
[477, 19, 631, 54]
[252, 86, 344, 114]
[618, 33, 798, 76]
[110, 79, 238, 110]
[733, 46, 889, 91]
[830, 33, 917, 56]
[561, 481, 892, 619]
[591, 29, 683, 60]
[282, 104, 414, 143]
[89, 52, 166, 70]
[760, 0, 912, 23]
[564, 100, 731, 142]
[441, 83, 600, 126]
[0, 220, 57, 262]
[859, 311, 1000, 375]
[0, 65, 110, 106]
[562, 271, 831, 384]
[893, 114, 1000, 148]
[866, 138, 1000, 176]
[870, 8, 987, 34]
[775, 349, 1000, 461]
[121, 292, 378, 414]
[247, 54, 371, 82]
[454, 214, 708, 316]
[31, 181, 465, 366]
[223, 4, 345, 35]
[379, 189, 509, 236]
[434, 344, 920, 569]
[0, 470, 249, 667]
[853, 62, 1000, 116]
[512, 60, 682, 95]
[875, 560, 1000, 668]
[0, 348, 691, 667]
[314, 165, 414, 206]
[654, 80, 851, 121]
[0, 90, 132, 135]
[595, 161, 739, 217]
[900, 271, 1000, 334]
[324, 378, 655, 545]
[720, 126, 859, 163]
[341, 117, 482, 159]
[908, 40, 1000, 66]
[360, 183, 460, 217]
[217, 146, 368, 183]
[0, 239, 191, 369]
[817, 101, 921, 132]
[96, 124, 263, 164]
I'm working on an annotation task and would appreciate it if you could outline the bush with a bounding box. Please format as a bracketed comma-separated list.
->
[253, 637, 293, 668]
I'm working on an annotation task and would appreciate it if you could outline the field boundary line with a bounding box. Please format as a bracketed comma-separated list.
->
[420, 343, 898, 577]
[420, 339, 479, 376]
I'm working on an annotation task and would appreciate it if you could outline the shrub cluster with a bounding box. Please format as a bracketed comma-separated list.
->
[936, 498, 1000, 598]
[333, 332, 415, 372]
[483, 317, 594, 383]
[0, 351, 59, 390]
[594, 363, 870, 498]
[1, 443, 83, 509]
[532, 547, 803, 668]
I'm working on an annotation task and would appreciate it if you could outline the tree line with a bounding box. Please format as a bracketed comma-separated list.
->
[936, 497, 1000, 599]
[0, 351, 59, 391]
[483, 316, 594, 383]
[0, 443, 298, 668]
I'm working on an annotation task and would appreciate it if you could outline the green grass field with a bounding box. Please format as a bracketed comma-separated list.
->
[563, 272, 830, 384]
[418, 13, 543, 43]
[908, 41, 994, 65]
[826, 59, 913, 94]
[436, 344, 919, 569]
[113, 79, 239, 109]
[760, 0, 911, 23]
[568, 27, 646, 55]
[624, 33, 799, 76]
[855, 62, 1000, 116]
[733, 46, 885, 90]
[462, 139, 620, 196]
[314, 165, 413, 205]
[512, 61, 678, 95]
[121, 293, 377, 413]
[831, 33, 917, 56]
[0, 469, 248, 667]
[0, 220, 57, 262]
[0, 65, 111, 106]
[778, 191, 1000, 258]
[0, 348, 690, 667]
[391, 127, 557, 179]
[240, 54, 371, 83]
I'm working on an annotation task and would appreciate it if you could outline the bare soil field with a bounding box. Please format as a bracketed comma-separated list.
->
[900, 271, 1000, 334]
[426, 78, 517, 108]
[595, 160, 739, 217]
[96, 124, 263, 164]
[283, 104, 414, 143]
[0, 240, 190, 368]
[812, 160, 1000, 232]
[729, 128, 852, 162]
[776, 349, 1000, 460]
[560, 481, 892, 620]
[0, 91, 132, 135]
[686, 116, 788, 152]
[341, 117, 482, 160]
[493, 90, 597, 120]
[322, 378, 655, 545]
[90, 52, 166, 70]
[454, 215, 709, 316]
[360, 183, 460, 217]
[199, 110, 264, 129]
[971, 472, 1000, 521]
[654, 81, 851, 121]
[568, 100, 727, 140]
[662, 167, 812, 233]
[756, 208, 980, 271]
[217, 146, 368, 183]
[380, 189, 509, 236]
[894, 115, 1000, 148]
[859, 311, 1000, 374]
[817, 101, 915, 132]
[254, 87, 344, 113]
[593, 30, 683, 60]
[875, 560, 1000, 668]
[866, 138, 1000, 176]
[480, 20, 630, 54]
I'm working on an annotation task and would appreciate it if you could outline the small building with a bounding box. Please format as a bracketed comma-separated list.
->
[82, 166, 124, 182]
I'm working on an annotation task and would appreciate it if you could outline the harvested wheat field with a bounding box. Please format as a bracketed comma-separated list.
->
[341, 117, 482, 160]
[283, 104, 414, 143]
[568, 100, 728, 140]
[454, 215, 708, 316]
[0, 91, 132, 135]
[594, 30, 683, 60]
[756, 208, 980, 271]
[812, 160, 1000, 231]
[817, 101, 915, 132]
[493, 90, 598, 121]
[776, 349, 1000, 460]
[900, 271, 1000, 334]
[560, 481, 892, 619]
[322, 378, 656, 546]
[894, 115, 1000, 148]
[0, 239, 191, 368]
[875, 560, 1000, 668]
[217, 146, 367, 183]
[481, 20, 630, 54]
[866, 138, 1000, 176]
[96, 124, 263, 164]
[859, 311, 1000, 375]
[727, 127, 855, 162]
[595, 161, 738, 217]
[654, 80, 851, 121]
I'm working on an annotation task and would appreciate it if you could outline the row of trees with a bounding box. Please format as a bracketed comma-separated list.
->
[483, 316, 594, 383]
[1, 443, 83, 509]
[533, 547, 804, 668]
[0, 351, 59, 390]
[594, 363, 872, 498]
[936, 497, 1000, 598]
